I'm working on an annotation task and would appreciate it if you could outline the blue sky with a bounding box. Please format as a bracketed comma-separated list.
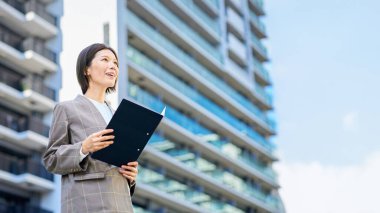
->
[266, 0, 380, 212]
[266, 0, 380, 166]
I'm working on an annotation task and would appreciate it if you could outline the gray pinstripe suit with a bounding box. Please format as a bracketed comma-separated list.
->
[43, 95, 135, 213]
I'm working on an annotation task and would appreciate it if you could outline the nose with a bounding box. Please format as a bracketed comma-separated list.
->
[109, 61, 117, 70]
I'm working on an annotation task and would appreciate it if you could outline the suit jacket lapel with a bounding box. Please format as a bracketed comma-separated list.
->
[75, 95, 108, 127]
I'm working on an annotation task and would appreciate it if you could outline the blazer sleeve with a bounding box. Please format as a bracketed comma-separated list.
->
[43, 103, 89, 175]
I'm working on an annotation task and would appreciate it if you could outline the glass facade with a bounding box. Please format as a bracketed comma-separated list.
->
[126, 1, 284, 212]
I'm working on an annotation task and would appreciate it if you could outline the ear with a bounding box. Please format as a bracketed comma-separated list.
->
[85, 66, 90, 76]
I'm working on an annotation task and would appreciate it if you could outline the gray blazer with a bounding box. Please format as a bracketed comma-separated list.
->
[43, 95, 135, 213]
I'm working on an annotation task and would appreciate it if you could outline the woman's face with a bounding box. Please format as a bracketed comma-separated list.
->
[86, 49, 118, 91]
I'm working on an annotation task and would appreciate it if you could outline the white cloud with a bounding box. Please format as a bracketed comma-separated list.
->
[276, 151, 380, 213]
[342, 111, 358, 131]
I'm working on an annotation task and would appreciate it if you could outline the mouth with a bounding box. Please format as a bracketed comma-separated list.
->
[105, 72, 116, 78]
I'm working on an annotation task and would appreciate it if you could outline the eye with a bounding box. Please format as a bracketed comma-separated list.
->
[114, 61, 119, 67]
[102, 58, 108, 62]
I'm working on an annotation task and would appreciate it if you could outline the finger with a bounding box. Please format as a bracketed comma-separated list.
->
[94, 129, 114, 137]
[97, 141, 113, 148]
[121, 165, 138, 172]
[126, 161, 138, 167]
[92, 141, 113, 151]
[122, 174, 134, 182]
[119, 169, 137, 177]
[98, 135, 115, 142]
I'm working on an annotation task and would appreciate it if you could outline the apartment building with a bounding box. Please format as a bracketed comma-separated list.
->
[0, 0, 62, 212]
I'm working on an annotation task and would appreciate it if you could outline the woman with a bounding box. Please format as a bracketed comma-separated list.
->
[43, 43, 138, 213]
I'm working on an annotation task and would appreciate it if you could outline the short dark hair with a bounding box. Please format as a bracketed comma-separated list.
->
[76, 43, 118, 94]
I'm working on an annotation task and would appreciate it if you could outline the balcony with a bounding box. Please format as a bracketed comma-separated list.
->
[193, 0, 219, 18]
[227, 0, 242, 14]
[160, 0, 220, 44]
[1, 64, 56, 101]
[250, 32, 268, 62]
[150, 134, 278, 194]
[131, 0, 223, 65]
[128, 82, 276, 159]
[127, 48, 275, 154]
[141, 149, 279, 212]
[0, 108, 49, 151]
[0, 202, 53, 213]
[254, 83, 273, 109]
[127, 13, 275, 135]
[0, 0, 58, 38]
[0, 24, 58, 73]
[227, 33, 247, 66]
[226, 7, 244, 39]
[0, 152, 54, 192]
[225, 58, 251, 90]
[137, 166, 245, 213]
[249, 10, 266, 38]
[0, 66, 56, 112]
[0, 82, 56, 112]
[252, 57, 271, 85]
[249, 0, 265, 16]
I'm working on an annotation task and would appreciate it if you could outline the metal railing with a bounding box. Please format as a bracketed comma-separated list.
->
[0, 65, 56, 100]
[0, 151, 54, 181]
[0, 64, 23, 90]
[22, 37, 57, 63]
[4, 0, 57, 25]
[0, 23, 24, 51]
[141, 0, 222, 62]
[176, 0, 220, 34]
[127, 47, 274, 151]
[150, 134, 278, 202]
[128, 13, 274, 131]
[0, 23, 57, 63]
[138, 166, 245, 213]
[0, 109, 50, 137]
[249, 10, 266, 35]
[0, 203, 52, 213]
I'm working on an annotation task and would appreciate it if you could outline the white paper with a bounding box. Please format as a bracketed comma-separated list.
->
[161, 107, 166, 116]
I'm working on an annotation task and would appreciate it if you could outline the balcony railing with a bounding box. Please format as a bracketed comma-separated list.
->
[138, 166, 244, 213]
[249, 10, 266, 36]
[141, 0, 222, 62]
[128, 82, 275, 154]
[28, 116, 50, 137]
[127, 46, 273, 149]
[0, 23, 24, 51]
[252, 57, 271, 83]
[250, 32, 268, 60]
[0, 64, 23, 90]
[4, 0, 57, 25]
[255, 83, 272, 107]
[0, 24, 57, 63]
[0, 202, 53, 213]
[176, 0, 220, 34]
[0, 108, 50, 137]
[0, 151, 54, 181]
[22, 37, 57, 63]
[128, 12, 274, 130]
[0, 64, 56, 100]
[249, 0, 265, 15]
[150, 134, 278, 203]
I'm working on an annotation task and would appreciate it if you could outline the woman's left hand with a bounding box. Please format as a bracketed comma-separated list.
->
[119, 161, 139, 182]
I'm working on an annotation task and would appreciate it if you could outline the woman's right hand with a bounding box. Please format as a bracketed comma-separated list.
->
[81, 129, 114, 154]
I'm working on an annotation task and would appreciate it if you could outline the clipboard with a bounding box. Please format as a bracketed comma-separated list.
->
[91, 98, 165, 167]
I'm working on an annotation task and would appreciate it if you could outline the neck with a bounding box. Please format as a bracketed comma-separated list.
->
[84, 86, 106, 103]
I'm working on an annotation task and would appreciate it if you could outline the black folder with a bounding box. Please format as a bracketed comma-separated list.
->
[92, 98, 164, 167]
